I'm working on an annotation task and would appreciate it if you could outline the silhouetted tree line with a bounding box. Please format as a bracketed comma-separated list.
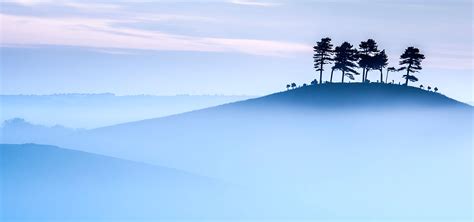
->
[311, 37, 426, 86]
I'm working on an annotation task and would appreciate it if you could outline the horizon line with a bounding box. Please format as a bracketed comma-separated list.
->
[0, 93, 260, 97]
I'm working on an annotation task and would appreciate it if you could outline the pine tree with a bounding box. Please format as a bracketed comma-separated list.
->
[358, 39, 379, 82]
[313, 38, 334, 84]
[333, 42, 359, 83]
[399, 47, 425, 86]
[372, 50, 388, 83]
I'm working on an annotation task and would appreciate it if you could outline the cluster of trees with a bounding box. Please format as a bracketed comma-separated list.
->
[312, 37, 425, 86]
[420, 85, 438, 92]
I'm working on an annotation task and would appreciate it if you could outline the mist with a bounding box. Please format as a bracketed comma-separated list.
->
[0, 94, 253, 128]
[2, 101, 472, 219]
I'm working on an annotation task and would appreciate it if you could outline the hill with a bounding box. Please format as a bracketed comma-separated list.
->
[0, 144, 251, 220]
[0, 94, 254, 128]
[1, 84, 472, 219]
[229, 83, 469, 109]
[88, 83, 470, 133]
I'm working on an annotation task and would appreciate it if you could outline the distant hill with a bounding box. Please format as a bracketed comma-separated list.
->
[1, 143, 326, 219]
[1, 84, 472, 219]
[1, 143, 274, 219]
[0, 118, 79, 145]
[0, 94, 254, 128]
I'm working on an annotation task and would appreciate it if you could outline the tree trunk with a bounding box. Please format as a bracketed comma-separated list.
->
[365, 69, 368, 82]
[341, 70, 345, 83]
[362, 68, 366, 83]
[319, 62, 323, 84]
[380, 69, 383, 83]
[330, 68, 334, 83]
[385, 69, 389, 83]
[405, 64, 411, 86]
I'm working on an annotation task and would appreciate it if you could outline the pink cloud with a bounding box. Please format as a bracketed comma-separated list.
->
[0, 13, 310, 56]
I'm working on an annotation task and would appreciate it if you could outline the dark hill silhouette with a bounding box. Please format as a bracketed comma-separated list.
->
[70, 83, 470, 134]
[90, 83, 469, 131]
[232, 83, 468, 109]
[78, 83, 469, 137]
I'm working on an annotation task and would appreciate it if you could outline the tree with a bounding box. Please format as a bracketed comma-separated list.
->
[286, 84, 291, 90]
[427, 86, 432, 91]
[333, 42, 359, 83]
[291, 82, 297, 89]
[434, 87, 438, 92]
[313, 37, 334, 84]
[399, 47, 425, 86]
[358, 39, 379, 82]
[419, 84, 424, 89]
[372, 50, 388, 83]
[310, 79, 318, 85]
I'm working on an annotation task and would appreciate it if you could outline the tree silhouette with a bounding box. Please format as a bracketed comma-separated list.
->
[434, 87, 438, 92]
[291, 82, 297, 89]
[419, 84, 424, 89]
[313, 38, 334, 84]
[427, 86, 432, 91]
[310, 79, 318, 85]
[358, 39, 379, 82]
[286, 84, 291, 90]
[333, 42, 359, 83]
[399, 47, 425, 86]
[372, 50, 388, 83]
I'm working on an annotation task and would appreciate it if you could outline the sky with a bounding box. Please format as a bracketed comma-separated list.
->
[0, 0, 472, 102]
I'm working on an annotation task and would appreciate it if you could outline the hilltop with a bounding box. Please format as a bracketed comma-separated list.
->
[229, 83, 469, 110]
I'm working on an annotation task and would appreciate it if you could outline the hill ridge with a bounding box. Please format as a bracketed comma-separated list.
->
[92, 83, 469, 131]
[242, 83, 467, 107]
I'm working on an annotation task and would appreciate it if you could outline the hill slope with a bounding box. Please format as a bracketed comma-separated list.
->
[0, 144, 254, 219]
[0, 94, 254, 128]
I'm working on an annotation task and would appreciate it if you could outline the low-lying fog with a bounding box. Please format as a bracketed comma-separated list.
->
[2, 104, 472, 219]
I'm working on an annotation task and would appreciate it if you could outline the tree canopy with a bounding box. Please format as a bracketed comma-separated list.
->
[307, 38, 429, 89]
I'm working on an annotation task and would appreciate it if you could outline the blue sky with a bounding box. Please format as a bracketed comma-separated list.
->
[0, 0, 472, 102]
